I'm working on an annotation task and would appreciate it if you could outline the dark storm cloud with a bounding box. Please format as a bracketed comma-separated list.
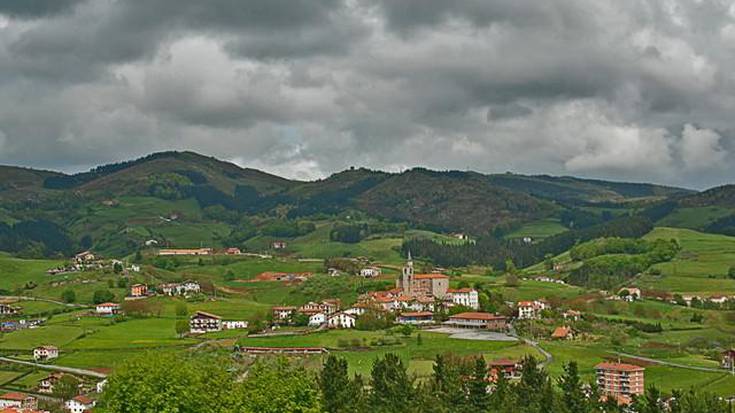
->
[0, 1, 734, 188]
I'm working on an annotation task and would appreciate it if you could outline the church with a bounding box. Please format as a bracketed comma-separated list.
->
[396, 252, 449, 299]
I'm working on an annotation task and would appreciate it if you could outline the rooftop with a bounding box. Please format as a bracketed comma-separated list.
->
[449, 312, 505, 321]
[595, 362, 645, 372]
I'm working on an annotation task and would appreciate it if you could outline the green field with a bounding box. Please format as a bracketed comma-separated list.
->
[657, 206, 734, 230]
[504, 218, 569, 240]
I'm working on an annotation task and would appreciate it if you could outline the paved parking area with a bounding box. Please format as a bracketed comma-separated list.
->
[424, 327, 518, 341]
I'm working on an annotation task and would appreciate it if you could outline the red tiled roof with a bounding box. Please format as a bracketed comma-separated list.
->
[551, 326, 572, 338]
[73, 395, 94, 404]
[0, 392, 29, 401]
[192, 311, 221, 319]
[488, 359, 518, 367]
[400, 311, 433, 317]
[97, 302, 119, 307]
[271, 306, 296, 311]
[449, 312, 505, 321]
[414, 273, 449, 280]
[595, 362, 644, 372]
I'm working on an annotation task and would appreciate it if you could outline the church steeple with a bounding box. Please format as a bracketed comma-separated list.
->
[400, 251, 414, 295]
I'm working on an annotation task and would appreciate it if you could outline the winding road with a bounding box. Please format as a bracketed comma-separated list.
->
[611, 352, 732, 374]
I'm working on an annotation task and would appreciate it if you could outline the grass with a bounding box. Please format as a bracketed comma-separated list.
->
[657, 206, 734, 230]
[0, 325, 84, 350]
[504, 218, 568, 240]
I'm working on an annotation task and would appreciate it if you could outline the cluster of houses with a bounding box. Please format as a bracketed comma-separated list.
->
[0, 390, 96, 413]
[47, 251, 140, 276]
[522, 276, 567, 285]
[1, 318, 45, 333]
[254, 272, 314, 283]
[157, 242, 287, 257]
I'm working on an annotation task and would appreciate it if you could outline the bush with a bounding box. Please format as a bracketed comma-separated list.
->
[61, 289, 76, 304]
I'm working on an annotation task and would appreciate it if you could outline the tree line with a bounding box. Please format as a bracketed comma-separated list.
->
[99, 352, 731, 413]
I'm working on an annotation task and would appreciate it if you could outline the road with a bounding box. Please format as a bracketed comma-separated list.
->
[0, 357, 107, 379]
[612, 352, 730, 374]
[521, 338, 554, 367]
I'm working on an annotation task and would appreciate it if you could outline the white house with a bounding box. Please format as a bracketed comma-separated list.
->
[308, 313, 326, 327]
[344, 306, 367, 316]
[447, 288, 479, 310]
[359, 267, 382, 278]
[619, 287, 641, 302]
[65, 395, 96, 413]
[0, 392, 37, 410]
[222, 320, 249, 330]
[160, 281, 201, 296]
[33, 345, 58, 361]
[95, 302, 120, 315]
[327, 312, 356, 329]
[517, 300, 548, 320]
[0, 304, 18, 315]
[189, 311, 222, 334]
[96, 379, 108, 393]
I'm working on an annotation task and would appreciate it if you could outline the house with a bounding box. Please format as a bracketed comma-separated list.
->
[595, 362, 645, 401]
[32, 346, 58, 361]
[327, 312, 356, 329]
[397, 311, 434, 325]
[359, 267, 382, 278]
[237, 346, 329, 355]
[65, 395, 95, 413]
[722, 349, 735, 370]
[95, 302, 120, 315]
[446, 288, 479, 310]
[562, 310, 582, 321]
[619, 287, 641, 302]
[488, 359, 522, 382]
[73, 251, 96, 264]
[39, 372, 77, 394]
[130, 283, 148, 297]
[709, 295, 730, 305]
[144, 239, 158, 246]
[129, 264, 141, 272]
[327, 268, 341, 277]
[517, 300, 548, 320]
[272, 241, 287, 249]
[0, 304, 18, 316]
[396, 255, 449, 299]
[189, 311, 222, 334]
[159, 281, 201, 296]
[158, 248, 212, 256]
[308, 313, 326, 327]
[343, 306, 368, 316]
[222, 320, 248, 330]
[225, 247, 242, 255]
[0, 393, 37, 410]
[96, 379, 108, 393]
[445, 312, 508, 331]
[551, 326, 575, 340]
[272, 306, 297, 322]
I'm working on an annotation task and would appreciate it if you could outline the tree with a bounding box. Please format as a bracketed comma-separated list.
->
[506, 273, 520, 287]
[113, 261, 123, 274]
[728, 266, 735, 280]
[175, 319, 189, 338]
[53, 374, 80, 401]
[320, 356, 356, 413]
[633, 386, 664, 413]
[558, 362, 587, 413]
[92, 289, 115, 304]
[175, 302, 188, 318]
[241, 358, 322, 413]
[370, 354, 414, 413]
[467, 357, 489, 411]
[61, 289, 76, 304]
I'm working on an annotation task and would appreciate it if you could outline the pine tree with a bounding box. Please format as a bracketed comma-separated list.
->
[467, 356, 490, 411]
[370, 354, 414, 413]
[321, 356, 351, 413]
[558, 362, 587, 413]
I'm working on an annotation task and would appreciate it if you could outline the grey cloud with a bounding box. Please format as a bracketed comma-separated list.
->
[0, 0, 86, 18]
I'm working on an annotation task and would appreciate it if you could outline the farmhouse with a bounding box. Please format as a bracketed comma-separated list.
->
[308, 313, 326, 327]
[237, 346, 328, 355]
[225, 247, 242, 255]
[619, 287, 641, 302]
[298, 299, 341, 316]
[327, 312, 356, 329]
[158, 248, 212, 256]
[38, 373, 65, 394]
[562, 310, 582, 321]
[272, 306, 297, 322]
[0, 304, 18, 316]
[129, 283, 148, 297]
[359, 267, 381, 278]
[595, 362, 645, 402]
[397, 311, 434, 325]
[65, 395, 95, 413]
[222, 320, 248, 330]
[32, 346, 58, 361]
[551, 326, 575, 340]
[517, 300, 548, 320]
[488, 359, 522, 381]
[255, 272, 313, 283]
[189, 311, 222, 334]
[159, 281, 201, 296]
[446, 288, 479, 310]
[272, 241, 287, 249]
[445, 312, 508, 331]
[722, 349, 735, 370]
[95, 302, 120, 315]
[73, 250, 96, 263]
[0, 393, 37, 410]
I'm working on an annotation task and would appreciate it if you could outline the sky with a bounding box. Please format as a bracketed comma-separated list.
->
[0, 1, 734, 189]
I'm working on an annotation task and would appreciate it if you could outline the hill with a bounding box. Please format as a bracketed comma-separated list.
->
[0, 151, 717, 258]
